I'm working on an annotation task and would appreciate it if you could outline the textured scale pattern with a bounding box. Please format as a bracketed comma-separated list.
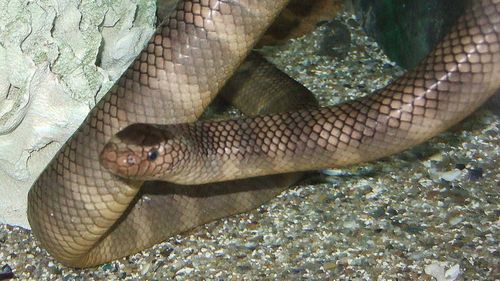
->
[29, 0, 500, 268]
[219, 52, 318, 115]
[103, 0, 500, 186]
[28, 0, 289, 267]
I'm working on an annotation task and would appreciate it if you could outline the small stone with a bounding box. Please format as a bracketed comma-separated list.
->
[425, 262, 461, 281]
[0, 233, 6, 243]
[445, 264, 460, 280]
[160, 247, 174, 257]
[175, 266, 194, 276]
[386, 207, 398, 216]
[370, 207, 385, 218]
[404, 225, 425, 234]
[439, 170, 462, 182]
[291, 268, 305, 274]
[48, 262, 61, 275]
[343, 219, 359, 229]
[0, 264, 14, 279]
[244, 242, 257, 250]
[24, 264, 35, 274]
[322, 261, 337, 270]
[448, 215, 464, 226]
[140, 263, 150, 275]
[356, 185, 373, 197]
[467, 167, 483, 181]
[425, 262, 445, 281]
[100, 263, 114, 271]
[428, 153, 444, 162]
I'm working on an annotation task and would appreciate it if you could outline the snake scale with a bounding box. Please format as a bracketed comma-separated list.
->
[28, 0, 500, 268]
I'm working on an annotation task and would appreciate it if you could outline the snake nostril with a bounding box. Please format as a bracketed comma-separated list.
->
[126, 154, 137, 165]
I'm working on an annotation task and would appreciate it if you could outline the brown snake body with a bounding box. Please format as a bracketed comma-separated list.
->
[28, 0, 500, 267]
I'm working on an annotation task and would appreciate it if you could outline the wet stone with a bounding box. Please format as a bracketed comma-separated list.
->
[0, 264, 14, 280]
[467, 167, 483, 181]
[318, 20, 352, 59]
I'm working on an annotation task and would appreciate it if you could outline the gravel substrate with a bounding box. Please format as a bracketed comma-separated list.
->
[1, 10, 499, 281]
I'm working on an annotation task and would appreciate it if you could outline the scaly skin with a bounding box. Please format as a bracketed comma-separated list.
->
[29, 0, 500, 268]
[28, 0, 290, 267]
[101, 0, 500, 186]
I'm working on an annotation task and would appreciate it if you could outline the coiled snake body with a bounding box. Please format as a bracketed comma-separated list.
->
[28, 0, 500, 267]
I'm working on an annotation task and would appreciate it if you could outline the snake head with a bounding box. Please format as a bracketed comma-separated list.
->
[100, 123, 187, 181]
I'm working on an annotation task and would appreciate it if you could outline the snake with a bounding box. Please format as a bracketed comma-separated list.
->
[27, 0, 500, 268]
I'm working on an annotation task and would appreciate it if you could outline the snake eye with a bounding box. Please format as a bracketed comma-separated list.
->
[147, 149, 159, 161]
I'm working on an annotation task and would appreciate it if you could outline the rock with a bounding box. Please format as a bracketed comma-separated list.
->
[351, 0, 467, 69]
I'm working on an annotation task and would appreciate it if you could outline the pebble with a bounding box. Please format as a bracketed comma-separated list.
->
[0, 264, 14, 280]
[438, 169, 463, 182]
[467, 167, 483, 181]
[425, 262, 461, 281]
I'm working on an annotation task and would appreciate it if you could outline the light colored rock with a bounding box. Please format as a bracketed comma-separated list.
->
[0, 0, 157, 227]
[437, 169, 463, 182]
[425, 262, 461, 281]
